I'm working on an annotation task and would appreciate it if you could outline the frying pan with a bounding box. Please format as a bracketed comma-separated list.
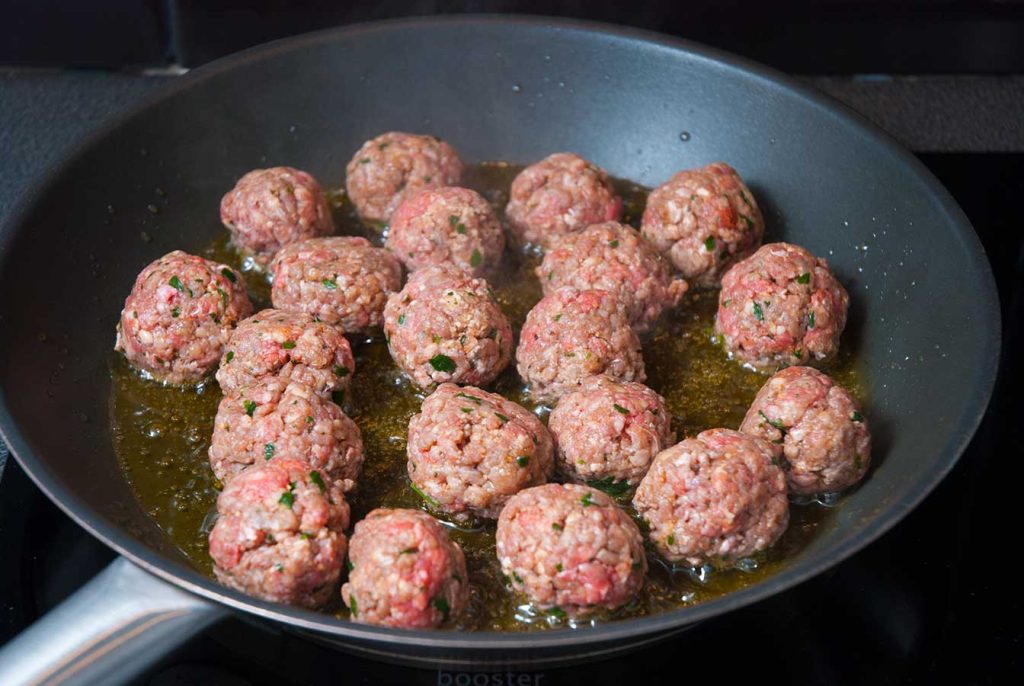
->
[0, 15, 1000, 685]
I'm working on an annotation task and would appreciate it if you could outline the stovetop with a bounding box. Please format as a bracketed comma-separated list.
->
[1, 73, 1022, 685]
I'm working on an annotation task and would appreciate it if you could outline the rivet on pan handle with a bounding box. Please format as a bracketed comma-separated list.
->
[0, 557, 226, 686]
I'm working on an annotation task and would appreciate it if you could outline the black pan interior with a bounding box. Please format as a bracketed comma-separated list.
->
[0, 17, 1000, 653]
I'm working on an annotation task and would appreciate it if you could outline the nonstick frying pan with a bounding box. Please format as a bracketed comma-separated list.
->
[0, 16, 1000, 685]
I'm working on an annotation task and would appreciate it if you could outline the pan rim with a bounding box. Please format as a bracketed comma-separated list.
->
[0, 14, 1002, 649]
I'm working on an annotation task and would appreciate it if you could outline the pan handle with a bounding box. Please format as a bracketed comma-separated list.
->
[0, 557, 227, 686]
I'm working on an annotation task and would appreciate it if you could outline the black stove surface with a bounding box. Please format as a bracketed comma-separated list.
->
[0, 152, 1021, 685]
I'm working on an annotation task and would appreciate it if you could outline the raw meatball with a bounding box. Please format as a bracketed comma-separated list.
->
[516, 288, 644, 403]
[115, 250, 252, 385]
[386, 186, 505, 276]
[341, 508, 469, 628]
[216, 308, 354, 396]
[209, 458, 350, 609]
[505, 153, 623, 249]
[549, 376, 674, 487]
[270, 236, 403, 334]
[641, 163, 764, 287]
[496, 483, 646, 616]
[715, 242, 849, 371]
[383, 264, 512, 389]
[407, 384, 554, 520]
[740, 366, 870, 495]
[219, 166, 334, 266]
[345, 132, 464, 222]
[633, 428, 788, 565]
[209, 377, 364, 490]
[537, 221, 687, 332]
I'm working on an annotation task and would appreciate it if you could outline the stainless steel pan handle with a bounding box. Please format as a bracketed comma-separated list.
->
[0, 557, 226, 686]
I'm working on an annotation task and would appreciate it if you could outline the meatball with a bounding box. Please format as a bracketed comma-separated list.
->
[383, 264, 512, 390]
[386, 186, 505, 276]
[496, 484, 646, 616]
[516, 288, 644, 403]
[115, 250, 252, 385]
[407, 384, 554, 520]
[740, 366, 870, 495]
[641, 163, 764, 287]
[209, 458, 350, 609]
[219, 166, 334, 266]
[715, 242, 849, 371]
[345, 132, 464, 223]
[537, 221, 687, 332]
[633, 428, 788, 566]
[505, 153, 623, 249]
[549, 376, 674, 487]
[209, 377, 364, 490]
[216, 309, 354, 396]
[341, 508, 469, 628]
[270, 236, 403, 334]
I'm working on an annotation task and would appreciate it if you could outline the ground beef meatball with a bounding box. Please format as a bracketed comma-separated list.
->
[386, 186, 505, 276]
[270, 236, 403, 334]
[219, 166, 334, 266]
[496, 483, 646, 616]
[715, 242, 849, 371]
[383, 265, 512, 389]
[505, 153, 623, 249]
[549, 376, 674, 487]
[209, 377, 364, 490]
[345, 132, 464, 222]
[341, 508, 469, 628]
[739, 366, 870, 495]
[537, 221, 687, 332]
[407, 384, 554, 520]
[216, 309, 354, 396]
[209, 458, 350, 609]
[641, 162, 764, 287]
[516, 288, 644, 403]
[633, 428, 788, 566]
[115, 250, 252, 385]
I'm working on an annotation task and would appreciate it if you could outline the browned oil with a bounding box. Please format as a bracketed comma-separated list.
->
[110, 162, 863, 631]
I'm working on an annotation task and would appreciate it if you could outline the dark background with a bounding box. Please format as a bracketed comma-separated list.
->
[3, 0, 1024, 74]
[1, 2, 1022, 684]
